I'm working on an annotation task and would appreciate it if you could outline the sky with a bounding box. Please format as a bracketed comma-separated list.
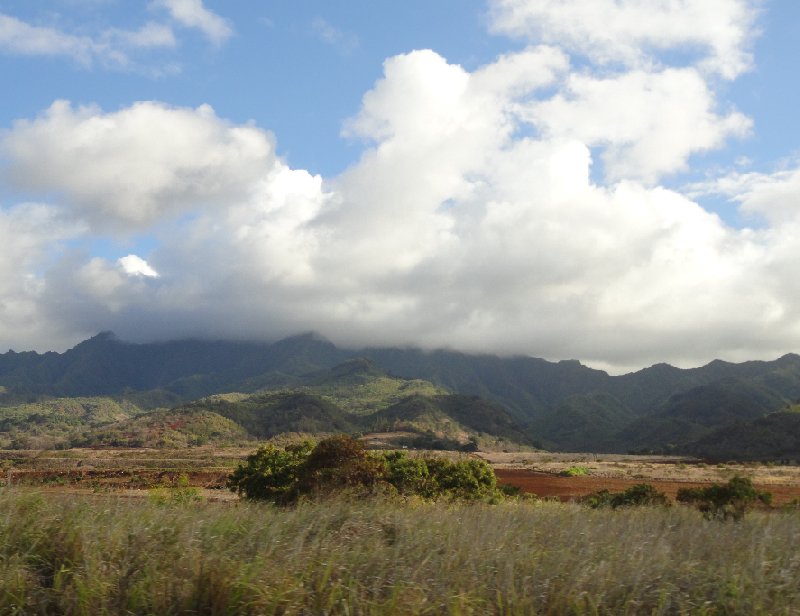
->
[1, 0, 800, 374]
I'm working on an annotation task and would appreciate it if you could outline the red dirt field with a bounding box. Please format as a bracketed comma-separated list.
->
[495, 468, 800, 506]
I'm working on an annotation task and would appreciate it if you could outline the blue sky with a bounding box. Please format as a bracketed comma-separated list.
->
[1, 1, 512, 176]
[1, 0, 800, 373]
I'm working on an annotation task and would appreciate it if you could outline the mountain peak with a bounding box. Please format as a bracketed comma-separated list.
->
[74, 331, 121, 349]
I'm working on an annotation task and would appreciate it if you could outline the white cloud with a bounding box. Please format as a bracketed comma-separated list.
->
[154, 0, 233, 45]
[0, 4, 227, 72]
[0, 13, 100, 66]
[3, 2, 799, 372]
[105, 22, 177, 49]
[691, 165, 800, 224]
[528, 68, 752, 182]
[0, 203, 84, 351]
[489, 0, 757, 79]
[1, 100, 277, 231]
[0, 12, 179, 70]
[118, 255, 159, 277]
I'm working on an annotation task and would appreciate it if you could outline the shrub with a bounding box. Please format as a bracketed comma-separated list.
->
[227, 441, 311, 503]
[560, 466, 590, 477]
[299, 434, 384, 496]
[379, 450, 430, 496]
[676, 476, 772, 521]
[418, 456, 498, 500]
[584, 483, 669, 509]
[228, 435, 504, 503]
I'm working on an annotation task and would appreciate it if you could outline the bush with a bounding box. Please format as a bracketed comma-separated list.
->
[584, 484, 669, 509]
[380, 450, 430, 496]
[378, 451, 498, 499]
[420, 456, 498, 500]
[299, 434, 384, 496]
[227, 441, 311, 503]
[560, 466, 590, 477]
[228, 435, 503, 503]
[676, 476, 772, 521]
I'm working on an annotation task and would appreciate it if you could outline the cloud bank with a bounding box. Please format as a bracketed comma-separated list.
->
[2, 0, 798, 373]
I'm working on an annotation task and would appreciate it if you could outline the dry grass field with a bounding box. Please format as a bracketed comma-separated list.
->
[0, 491, 799, 614]
[0, 445, 799, 612]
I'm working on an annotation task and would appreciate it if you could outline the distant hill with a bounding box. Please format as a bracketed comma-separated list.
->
[2, 333, 800, 457]
[529, 393, 637, 452]
[78, 408, 250, 448]
[3, 360, 532, 451]
[0, 397, 146, 449]
[0, 332, 349, 401]
[682, 409, 800, 461]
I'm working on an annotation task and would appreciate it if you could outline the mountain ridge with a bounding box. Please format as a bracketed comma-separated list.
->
[2, 333, 800, 457]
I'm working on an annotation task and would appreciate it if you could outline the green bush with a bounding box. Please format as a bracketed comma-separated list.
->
[584, 483, 669, 509]
[676, 476, 772, 521]
[380, 450, 431, 496]
[228, 435, 502, 503]
[299, 434, 384, 496]
[560, 465, 590, 477]
[420, 456, 498, 500]
[227, 441, 312, 503]
[378, 451, 498, 499]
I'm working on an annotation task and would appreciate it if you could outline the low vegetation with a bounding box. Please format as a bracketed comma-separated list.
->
[583, 483, 670, 509]
[676, 475, 773, 521]
[559, 465, 590, 477]
[0, 491, 799, 614]
[227, 435, 501, 503]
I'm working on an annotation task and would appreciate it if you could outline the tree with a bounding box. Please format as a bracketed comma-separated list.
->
[226, 442, 311, 503]
[379, 450, 430, 496]
[298, 434, 384, 495]
[228, 435, 504, 503]
[676, 476, 772, 521]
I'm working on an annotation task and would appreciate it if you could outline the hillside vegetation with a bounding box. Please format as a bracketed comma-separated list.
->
[2, 333, 800, 457]
[0, 359, 533, 451]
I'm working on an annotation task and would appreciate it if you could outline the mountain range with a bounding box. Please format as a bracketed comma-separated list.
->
[1, 332, 799, 459]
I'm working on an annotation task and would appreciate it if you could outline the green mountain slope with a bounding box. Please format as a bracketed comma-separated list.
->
[70, 362, 532, 450]
[77, 408, 250, 448]
[181, 392, 358, 439]
[530, 393, 637, 452]
[3, 333, 800, 457]
[683, 409, 800, 461]
[616, 379, 787, 453]
[0, 397, 145, 449]
[296, 358, 447, 415]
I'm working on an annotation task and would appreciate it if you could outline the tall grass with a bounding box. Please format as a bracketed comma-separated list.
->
[0, 490, 798, 614]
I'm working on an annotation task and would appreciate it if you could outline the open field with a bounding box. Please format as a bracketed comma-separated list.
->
[1, 445, 799, 612]
[2, 446, 800, 506]
[481, 451, 800, 506]
[0, 447, 800, 506]
[1, 491, 799, 614]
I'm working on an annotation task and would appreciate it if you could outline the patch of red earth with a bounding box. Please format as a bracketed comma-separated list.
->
[495, 469, 800, 506]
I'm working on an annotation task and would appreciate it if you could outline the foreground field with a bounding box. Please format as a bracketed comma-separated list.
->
[1, 491, 799, 614]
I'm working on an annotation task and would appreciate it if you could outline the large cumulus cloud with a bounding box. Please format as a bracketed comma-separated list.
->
[2, 101, 275, 230]
[2, 0, 799, 373]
